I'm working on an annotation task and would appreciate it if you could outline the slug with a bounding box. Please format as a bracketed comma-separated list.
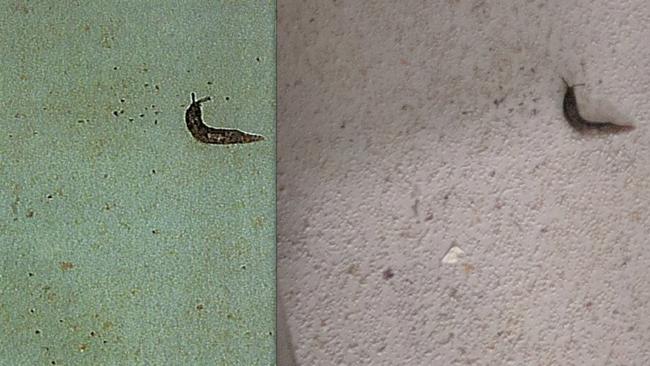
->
[561, 78, 633, 133]
[185, 93, 265, 144]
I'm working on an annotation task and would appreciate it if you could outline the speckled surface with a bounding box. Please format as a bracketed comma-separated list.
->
[1, 1, 275, 365]
[278, 1, 650, 365]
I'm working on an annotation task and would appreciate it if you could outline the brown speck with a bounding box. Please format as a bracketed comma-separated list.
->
[382, 268, 394, 280]
[585, 301, 593, 309]
[346, 263, 359, 275]
[26, 210, 34, 218]
[463, 263, 475, 273]
[15, 3, 30, 14]
[79, 343, 88, 352]
[196, 304, 204, 310]
[60, 261, 74, 271]
[493, 96, 506, 106]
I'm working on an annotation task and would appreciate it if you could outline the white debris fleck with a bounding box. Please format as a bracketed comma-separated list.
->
[442, 246, 465, 264]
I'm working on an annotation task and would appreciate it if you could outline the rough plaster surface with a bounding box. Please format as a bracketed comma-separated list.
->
[278, 1, 650, 365]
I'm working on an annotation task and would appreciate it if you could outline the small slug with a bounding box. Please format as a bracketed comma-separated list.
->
[561, 78, 633, 133]
[185, 93, 265, 144]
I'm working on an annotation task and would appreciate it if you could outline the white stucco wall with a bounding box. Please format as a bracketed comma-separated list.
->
[278, 1, 650, 365]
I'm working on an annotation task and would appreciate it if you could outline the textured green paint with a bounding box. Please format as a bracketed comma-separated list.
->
[0, 1, 275, 365]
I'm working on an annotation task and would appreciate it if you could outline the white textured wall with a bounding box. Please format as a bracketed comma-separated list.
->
[278, 1, 650, 365]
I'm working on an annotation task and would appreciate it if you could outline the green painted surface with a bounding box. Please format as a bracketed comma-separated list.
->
[0, 1, 275, 365]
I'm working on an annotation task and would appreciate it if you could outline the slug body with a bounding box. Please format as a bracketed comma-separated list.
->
[185, 93, 265, 144]
[561, 78, 633, 133]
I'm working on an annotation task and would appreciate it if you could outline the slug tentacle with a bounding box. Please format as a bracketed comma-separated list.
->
[185, 93, 265, 144]
[561, 78, 633, 133]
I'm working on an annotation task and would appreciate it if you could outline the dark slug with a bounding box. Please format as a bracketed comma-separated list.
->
[185, 93, 265, 144]
[561, 78, 633, 133]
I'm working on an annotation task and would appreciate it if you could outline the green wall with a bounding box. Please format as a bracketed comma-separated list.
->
[0, 1, 275, 364]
